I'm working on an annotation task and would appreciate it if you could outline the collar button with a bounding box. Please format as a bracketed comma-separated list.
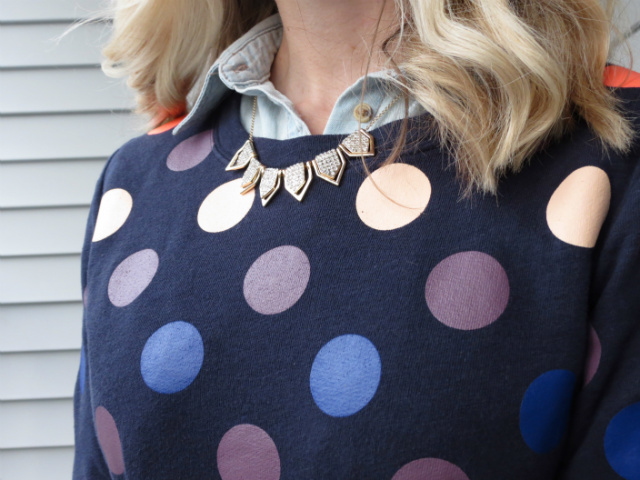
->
[353, 103, 373, 123]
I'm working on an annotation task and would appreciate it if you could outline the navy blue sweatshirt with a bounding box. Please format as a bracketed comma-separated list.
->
[73, 77, 640, 480]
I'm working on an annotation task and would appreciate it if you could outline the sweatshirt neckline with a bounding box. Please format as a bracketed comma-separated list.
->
[211, 92, 439, 170]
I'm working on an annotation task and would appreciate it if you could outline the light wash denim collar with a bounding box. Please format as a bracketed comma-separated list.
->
[173, 14, 423, 139]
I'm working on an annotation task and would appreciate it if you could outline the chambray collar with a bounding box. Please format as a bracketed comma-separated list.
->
[172, 13, 423, 138]
[173, 14, 283, 136]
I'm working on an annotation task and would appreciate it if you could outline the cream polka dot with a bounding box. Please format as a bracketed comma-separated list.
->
[546, 166, 610, 248]
[198, 179, 254, 233]
[92, 188, 133, 242]
[356, 163, 431, 230]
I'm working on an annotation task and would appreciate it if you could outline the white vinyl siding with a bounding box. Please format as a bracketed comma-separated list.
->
[0, 112, 141, 161]
[0, 23, 108, 67]
[1, 0, 106, 22]
[0, 303, 83, 352]
[1, 68, 134, 113]
[0, 1, 137, 479]
[1, 207, 90, 255]
[2, 1, 640, 480]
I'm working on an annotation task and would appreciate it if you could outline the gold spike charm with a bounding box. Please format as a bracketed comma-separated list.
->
[241, 158, 263, 194]
[339, 129, 375, 157]
[284, 161, 313, 202]
[311, 149, 347, 186]
[227, 140, 257, 170]
[259, 168, 282, 206]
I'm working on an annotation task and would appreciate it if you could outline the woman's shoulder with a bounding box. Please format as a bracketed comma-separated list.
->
[604, 64, 640, 89]
[556, 65, 640, 189]
[604, 64, 640, 136]
[98, 112, 216, 189]
[600, 64, 640, 179]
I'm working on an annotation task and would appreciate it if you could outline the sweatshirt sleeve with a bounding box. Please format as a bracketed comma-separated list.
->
[72, 152, 118, 480]
[557, 150, 640, 479]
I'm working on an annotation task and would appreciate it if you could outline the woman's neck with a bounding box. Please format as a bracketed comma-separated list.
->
[271, 0, 399, 134]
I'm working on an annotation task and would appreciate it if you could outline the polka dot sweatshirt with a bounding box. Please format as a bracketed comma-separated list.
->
[73, 69, 640, 480]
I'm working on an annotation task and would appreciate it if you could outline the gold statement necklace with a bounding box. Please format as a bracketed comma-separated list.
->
[226, 95, 400, 206]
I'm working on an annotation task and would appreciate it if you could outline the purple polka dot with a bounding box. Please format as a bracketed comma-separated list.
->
[583, 324, 601, 386]
[95, 406, 125, 475]
[108, 249, 159, 307]
[217, 424, 280, 480]
[83, 286, 88, 309]
[392, 458, 470, 480]
[166, 130, 213, 171]
[243, 245, 310, 315]
[425, 251, 509, 330]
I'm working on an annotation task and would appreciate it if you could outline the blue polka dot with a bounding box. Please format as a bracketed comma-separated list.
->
[519, 369, 576, 454]
[310, 334, 381, 417]
[605, 402, 640, 480]
[140, 321, 204, 394]
[79, 345, 86, 395]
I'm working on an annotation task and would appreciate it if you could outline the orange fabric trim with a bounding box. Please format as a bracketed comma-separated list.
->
[147, 115, 187, 136]
[603, 65, 640, 88]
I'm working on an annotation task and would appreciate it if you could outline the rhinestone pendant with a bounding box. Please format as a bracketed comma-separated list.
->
[284, 162, 313, 202]
[339, 129, 375, 157]
[241, 158, 263, 194]
[259, 168, 282, 206]
[311, 149, 347, 186]
[227, 140, 256, 170]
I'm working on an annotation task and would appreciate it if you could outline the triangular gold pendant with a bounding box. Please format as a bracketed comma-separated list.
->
[338, 129, 375, 157]
[311, 149, 346, 186]
[226, 140, 256, 171]
[241, 158, 263, 194]
[259, 168, 282, 206]
[284, 162, 313, 202]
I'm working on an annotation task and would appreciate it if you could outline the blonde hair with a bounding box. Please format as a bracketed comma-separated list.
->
[95, 0, 636, 198]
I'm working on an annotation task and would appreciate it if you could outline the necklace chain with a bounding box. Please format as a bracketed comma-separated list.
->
[226, 94, 401, 207]
[249, 93, 258, 143]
